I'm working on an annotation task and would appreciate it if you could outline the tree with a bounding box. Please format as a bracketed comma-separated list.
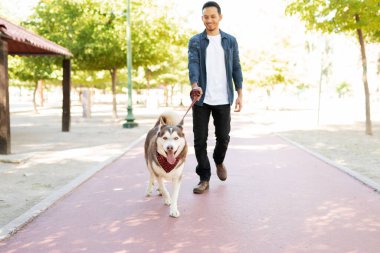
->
[249, 48, 300, 107]
[9, 56, 56, 112]
[23, 0, 191, 115]
[286, 0, 380, 135]
[151, 40, 189, 107]
[25, 0, 126, 118]
[130, 0, 190, 94]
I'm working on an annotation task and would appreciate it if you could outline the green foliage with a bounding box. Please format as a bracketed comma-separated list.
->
[24, 0, 126, 71]
[9, 56, 57, 83]
[71, 70, 111, 90]
[248, 49, 301, 95]
[296, 82, 310, 91]
[286, 0, 380, 42]
[286, 0, 377, 135]
[336, 81, 352, 98]
[131, 0, 190, 88]
[8, 0, 191, 92]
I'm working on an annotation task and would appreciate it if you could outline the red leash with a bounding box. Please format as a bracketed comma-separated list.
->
[181, 89, 201, 122]
[181, 97, 198, 123]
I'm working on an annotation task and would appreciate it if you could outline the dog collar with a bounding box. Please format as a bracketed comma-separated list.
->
[156, 152, 180, 173]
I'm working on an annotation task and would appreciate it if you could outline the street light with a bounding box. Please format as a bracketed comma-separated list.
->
[123, 0, 138, 128]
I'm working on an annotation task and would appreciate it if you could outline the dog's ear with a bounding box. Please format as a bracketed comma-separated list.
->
[177, 119, 184, 129]
[159, 116, 167, 128]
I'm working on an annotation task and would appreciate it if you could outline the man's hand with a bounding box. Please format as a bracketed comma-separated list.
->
[234, 89, 243, 112]
[190, 84, 203, 102]
[234, 97, 242, 112]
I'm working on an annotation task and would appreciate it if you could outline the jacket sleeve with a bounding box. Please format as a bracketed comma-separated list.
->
[188, 36, 200, 85]
[232, 38, 243, 90]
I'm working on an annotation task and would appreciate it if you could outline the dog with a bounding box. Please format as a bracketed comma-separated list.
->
[144, 111, 188, 217]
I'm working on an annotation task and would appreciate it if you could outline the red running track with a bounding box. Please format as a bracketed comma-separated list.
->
[1, 115, 380, 253]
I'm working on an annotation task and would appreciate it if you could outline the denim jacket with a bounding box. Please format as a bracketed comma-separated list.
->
[188, 29, 243, 106]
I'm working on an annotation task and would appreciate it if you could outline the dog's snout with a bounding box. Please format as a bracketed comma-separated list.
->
[167, 145, 174, 151]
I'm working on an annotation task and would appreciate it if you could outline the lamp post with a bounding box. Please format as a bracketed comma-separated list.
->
[123, 0, 138, 128]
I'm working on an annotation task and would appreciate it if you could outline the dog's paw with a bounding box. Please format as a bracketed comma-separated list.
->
[164, 197, 171, 206]
[169, 208, 180, 218]
[146, 185, 154, 197]
[145, 188, 154, 197]
[163, 195, 172, 206]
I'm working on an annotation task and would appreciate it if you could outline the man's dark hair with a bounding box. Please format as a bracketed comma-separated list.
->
[202, 1, 221, 15]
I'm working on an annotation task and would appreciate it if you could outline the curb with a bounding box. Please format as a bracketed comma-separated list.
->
[0, 153, 32, 164]
[277, 134, 380, 193]
[0, 133, 146, 242]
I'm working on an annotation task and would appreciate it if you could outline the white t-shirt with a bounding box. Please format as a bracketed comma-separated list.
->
[204, 34, 229, 105]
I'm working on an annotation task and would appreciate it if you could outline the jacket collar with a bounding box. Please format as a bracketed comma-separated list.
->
[201, 29, 227, 40]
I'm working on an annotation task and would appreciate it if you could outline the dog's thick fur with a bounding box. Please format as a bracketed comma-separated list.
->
[144, 111, 188, 217]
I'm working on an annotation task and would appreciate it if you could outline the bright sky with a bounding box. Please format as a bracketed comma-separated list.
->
[0, 0, 39, 22]
[173, 0, 304, 49]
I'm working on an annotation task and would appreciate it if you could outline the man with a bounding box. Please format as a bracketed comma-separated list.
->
[188, 1, 243, 194]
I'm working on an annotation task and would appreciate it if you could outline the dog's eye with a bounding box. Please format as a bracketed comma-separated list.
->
[174, 137, 179, 140]
[163, 137, 168, 140]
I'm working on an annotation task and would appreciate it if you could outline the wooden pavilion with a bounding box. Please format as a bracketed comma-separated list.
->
[0, 17, 73, 154]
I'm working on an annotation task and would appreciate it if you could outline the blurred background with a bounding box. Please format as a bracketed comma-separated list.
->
[1, 0, 379, 130]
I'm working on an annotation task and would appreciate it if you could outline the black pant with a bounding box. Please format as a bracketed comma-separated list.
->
[192, 103, 231, 181]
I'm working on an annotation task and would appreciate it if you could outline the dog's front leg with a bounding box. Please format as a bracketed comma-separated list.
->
[169, 177, 181, 218]
[146, 170, 155, 197]
[157, 177, 171, 205]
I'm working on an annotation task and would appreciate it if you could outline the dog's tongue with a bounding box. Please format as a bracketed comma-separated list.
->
[167, 151, 176, 165]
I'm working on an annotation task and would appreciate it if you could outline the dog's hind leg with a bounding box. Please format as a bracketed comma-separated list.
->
[157, 177, 171, 205]
[169, 176, 181, 218]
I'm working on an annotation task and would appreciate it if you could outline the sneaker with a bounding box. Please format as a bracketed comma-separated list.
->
[216, 163, 227, 181]
[193, 181, 209, 194]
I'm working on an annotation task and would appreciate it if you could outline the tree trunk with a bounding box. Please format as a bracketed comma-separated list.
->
[164, 84, 169, 107]
[33, 80, 38, 113]
[170, 85, 174, 106]
[145, 68, 152, 90]
[110, 67, 118, 119]
[377, 53, 380, 101]
[145, 68, 152, 107]
[355, 14, 372, 135]
[180, 82, 184, 107]
[38, 80, 44, 106]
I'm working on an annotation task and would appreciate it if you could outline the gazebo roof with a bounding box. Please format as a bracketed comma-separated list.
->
[0, 17, 72, 57]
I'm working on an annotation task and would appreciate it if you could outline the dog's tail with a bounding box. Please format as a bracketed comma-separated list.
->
[154, 111, 182, 127]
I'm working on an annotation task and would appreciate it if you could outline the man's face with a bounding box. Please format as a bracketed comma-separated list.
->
[202, 7, 222, 33]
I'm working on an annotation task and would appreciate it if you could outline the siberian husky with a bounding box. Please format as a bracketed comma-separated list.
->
[144, 111, 188, 217]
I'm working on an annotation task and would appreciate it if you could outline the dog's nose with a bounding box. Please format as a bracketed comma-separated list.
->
[167, 145, 173, 151]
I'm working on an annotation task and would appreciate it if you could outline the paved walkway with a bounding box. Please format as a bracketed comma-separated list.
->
[1, 114, 380, 253]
